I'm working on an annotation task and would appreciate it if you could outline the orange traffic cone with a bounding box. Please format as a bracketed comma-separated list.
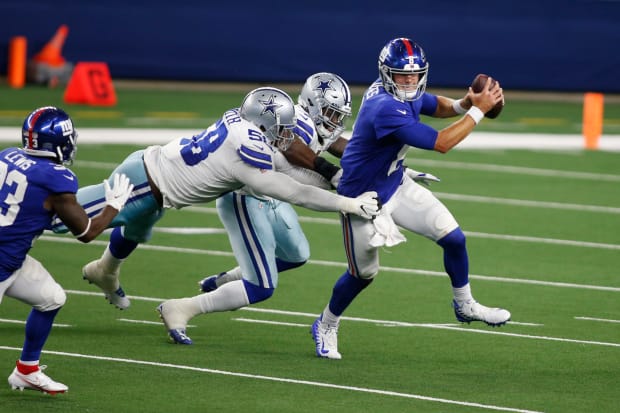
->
[33, 24, 69, 67]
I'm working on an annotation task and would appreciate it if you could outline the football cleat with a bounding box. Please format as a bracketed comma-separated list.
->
[8, 365, 68, 395]
[453, 299, 511, 326]
[311, 317, 341, 360]
[82, 259, 130, 310]
[157, 300, 194, 345]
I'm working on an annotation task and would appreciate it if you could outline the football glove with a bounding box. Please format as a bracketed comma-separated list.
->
[104, 173, 134, 211]
[405, 168, 441, 187]
[341, 191, 380, 219]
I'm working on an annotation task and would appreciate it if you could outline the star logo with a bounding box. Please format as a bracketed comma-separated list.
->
[259, 94, 282, 118]
[315, 79, 335, 97]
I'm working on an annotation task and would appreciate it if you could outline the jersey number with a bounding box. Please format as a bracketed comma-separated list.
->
[0, 161, 28, 226]
[179, 120, 228, 166]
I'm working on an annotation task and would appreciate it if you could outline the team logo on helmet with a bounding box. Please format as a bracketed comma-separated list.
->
[314, 79, 335, 97]
[259, 94, 282, 118]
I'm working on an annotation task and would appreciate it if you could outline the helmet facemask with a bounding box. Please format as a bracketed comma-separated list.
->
[378, 38, 429, 101]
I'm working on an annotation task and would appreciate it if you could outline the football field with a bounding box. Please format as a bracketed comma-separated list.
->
[0, 85, 619, 412]
[1, 142, 618, 413]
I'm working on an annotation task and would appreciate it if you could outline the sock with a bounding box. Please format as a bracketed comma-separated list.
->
[327, 271, 373, 317]
[437, 227, 470, 288]
[215, 267, 243, 288]
[320, 306, 340, 327]
[194, 280, 251, 313]
[453, 283, 473, 304]
[108, 227, 138, 260]
[275, 258, 306, 272]
[20, 308, 60, 362]
[16, 360, 39, 374]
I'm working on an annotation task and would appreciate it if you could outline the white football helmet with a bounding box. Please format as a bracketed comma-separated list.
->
[240, 87, 297, 151]
[298, 72, 352, 147]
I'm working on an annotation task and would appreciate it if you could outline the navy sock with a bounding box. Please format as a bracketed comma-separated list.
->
[437, 227, 469, 288]
[242, 279, 275, 304]
[328, 270, 373, 316]
[109, 227, 139, 259]
[276, 258, 306, 272]
[20, 308, 60, 362]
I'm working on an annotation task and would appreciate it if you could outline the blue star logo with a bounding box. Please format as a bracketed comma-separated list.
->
[315, 80, 334, 97]
[259, 95, 282, 118]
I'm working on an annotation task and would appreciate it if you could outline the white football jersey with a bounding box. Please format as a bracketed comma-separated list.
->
[144, 108, 346, 212]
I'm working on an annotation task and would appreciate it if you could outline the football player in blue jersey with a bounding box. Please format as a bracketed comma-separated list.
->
[310, 37, 511, 360]
[1, 107, 133, 393]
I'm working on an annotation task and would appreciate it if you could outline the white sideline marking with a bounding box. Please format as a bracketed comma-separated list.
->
[0, 345, 544, 413]
[0, 318, 72, 328]
[117, 318, 196, 328]
[42, 235, 620, 292]
[574, 316, 620, 324]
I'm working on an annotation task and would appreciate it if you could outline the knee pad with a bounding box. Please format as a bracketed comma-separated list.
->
[34, 280, 66, 312]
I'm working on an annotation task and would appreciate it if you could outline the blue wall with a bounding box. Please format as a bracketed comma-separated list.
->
[1, 1, 619, 92]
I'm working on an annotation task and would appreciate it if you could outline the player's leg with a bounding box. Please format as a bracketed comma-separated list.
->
[160, 193, 279, 344]
[198, 200, 309, 292]
[312, 213, 378, 359]
[4, 256, 68, 394]
[80, 150, 164, 310]
[392, 178, 510, 326]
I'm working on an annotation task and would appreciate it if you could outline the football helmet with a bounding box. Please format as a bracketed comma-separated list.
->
[298, 72, 352, 147]
[22, 106, 77, 165]
[378, 37, 429, 101]
[240, 87, 297, 151]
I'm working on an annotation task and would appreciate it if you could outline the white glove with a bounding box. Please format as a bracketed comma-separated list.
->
[330, 169, 343, 189]
[341, 191, 380, 219]
[104, 173, 134, 211]
[405, 168, 441, 187]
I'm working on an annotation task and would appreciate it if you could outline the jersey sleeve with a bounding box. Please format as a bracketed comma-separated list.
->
[36, 164, 78, 194]
[420, 93, 439, 116]
[237, 143, 274, 170]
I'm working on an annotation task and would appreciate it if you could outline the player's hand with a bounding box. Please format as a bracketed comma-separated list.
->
[405, 168, 441, 187]
[343, 191, 380, 219]
[330, 169, 343, 189]
[104, 173, 134, 211]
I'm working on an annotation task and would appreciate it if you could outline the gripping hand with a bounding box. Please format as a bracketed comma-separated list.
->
[342, 190, 380, 219]
[405, 168, 441, 187]
[104, 173, 134, 211]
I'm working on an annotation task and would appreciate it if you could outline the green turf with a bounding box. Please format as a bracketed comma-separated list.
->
[1, 143, 618, 413]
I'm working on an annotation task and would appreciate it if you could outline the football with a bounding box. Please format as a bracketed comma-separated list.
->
[470, 73, 504, 119]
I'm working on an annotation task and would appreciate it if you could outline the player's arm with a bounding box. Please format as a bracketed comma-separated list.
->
[282, 137, 342, 187]
[324, 136, 348, 158]
[434, 77, 503, 153]
[47, 173, 134, 243]
[237, 165, 378, 218]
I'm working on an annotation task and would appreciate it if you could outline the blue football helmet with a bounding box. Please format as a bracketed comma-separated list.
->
[240, 87, 297, 151]
[22, 106, 77, 165]
[378, 37, 429, 101]
[298, 72, 352, 148]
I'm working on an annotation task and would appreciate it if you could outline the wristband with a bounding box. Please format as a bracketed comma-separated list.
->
[466, 106, 484, 124]
[452, 99, 466, 114]
[313, 156, 340, 181]
[75, 218, 91, 239]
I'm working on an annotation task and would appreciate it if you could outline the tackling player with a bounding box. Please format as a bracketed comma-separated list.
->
[1, 107, 133, 394]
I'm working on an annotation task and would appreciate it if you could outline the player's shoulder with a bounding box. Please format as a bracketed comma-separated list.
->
[294, 105, 316, 147]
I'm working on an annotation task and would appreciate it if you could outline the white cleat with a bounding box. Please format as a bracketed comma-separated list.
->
[82, 259, 130, 310]
[311, 317, 342, 360]
[8, 366, 68, 395]
[453, 299, 511, 326]
[156, 299, 194, 345]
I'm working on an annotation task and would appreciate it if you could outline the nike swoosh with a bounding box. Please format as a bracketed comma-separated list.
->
[320, 342, 329, 354]
[397, 109, 407, 115]
[63, 174, 74, 180]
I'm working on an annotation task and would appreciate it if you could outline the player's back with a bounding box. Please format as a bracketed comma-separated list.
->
[144, 109, 277, 208]
[0, 147, 77, 279]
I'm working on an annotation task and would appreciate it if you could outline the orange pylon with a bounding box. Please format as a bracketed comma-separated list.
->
[32, 25, 69, 67]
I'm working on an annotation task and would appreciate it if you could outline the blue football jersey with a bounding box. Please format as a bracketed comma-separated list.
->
[338, 80, 439, 203]
[0, 148, 78, 280]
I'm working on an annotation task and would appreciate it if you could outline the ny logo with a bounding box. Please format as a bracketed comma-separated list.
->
[58, 119, 74, 136]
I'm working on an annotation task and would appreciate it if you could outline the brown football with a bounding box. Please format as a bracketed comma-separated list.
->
[470, 73, 504, 119]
